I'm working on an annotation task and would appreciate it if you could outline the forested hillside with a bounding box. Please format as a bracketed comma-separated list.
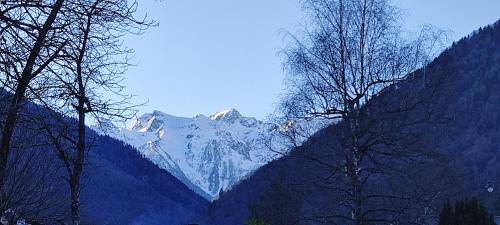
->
[209, 20, 500, 225]
[0, 98, 209, 224]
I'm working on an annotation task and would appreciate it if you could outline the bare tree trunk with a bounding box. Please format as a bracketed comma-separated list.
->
[347, 101, 363, 225]
[69, 108, 85, 225]
[0, 80, 28, 173]
[70, 60, 86, 225]
[0, 0, 65, 188]
[69, 169, 82, 225]
[68, 10, 92, 223]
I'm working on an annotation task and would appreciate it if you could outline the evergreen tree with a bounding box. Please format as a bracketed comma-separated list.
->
[438, 198, 497, 225]
[438, 201, 454, 225]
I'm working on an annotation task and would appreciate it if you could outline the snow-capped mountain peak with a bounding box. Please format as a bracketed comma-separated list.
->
[209, 108, 242, 122]
[110, 109, 284, 199]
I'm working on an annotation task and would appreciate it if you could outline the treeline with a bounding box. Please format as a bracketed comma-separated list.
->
[439, 199, 497, 225]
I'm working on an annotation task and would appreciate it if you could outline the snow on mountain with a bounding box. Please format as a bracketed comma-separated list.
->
[109, 108, 285, 199]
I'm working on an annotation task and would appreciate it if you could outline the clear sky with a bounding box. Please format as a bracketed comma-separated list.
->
[123, 0, 500, 120]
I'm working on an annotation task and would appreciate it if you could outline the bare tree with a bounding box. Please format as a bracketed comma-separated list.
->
[276, 0, 449, 224]
[0, 0, 67, 195]
[1, 0, 154, 223]
[28, 1, 154, 224]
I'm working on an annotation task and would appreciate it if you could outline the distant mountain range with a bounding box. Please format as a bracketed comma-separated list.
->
[108, 108, 285, 199]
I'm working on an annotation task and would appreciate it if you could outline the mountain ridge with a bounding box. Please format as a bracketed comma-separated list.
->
[109, 108, 285, 199]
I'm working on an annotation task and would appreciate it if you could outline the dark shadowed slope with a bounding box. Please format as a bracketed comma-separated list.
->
[209, 20, 500, 225]
[0, 97, 210, 225]
[81, 135, 209, 225]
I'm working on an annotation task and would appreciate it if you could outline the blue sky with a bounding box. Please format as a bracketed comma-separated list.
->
[123, 0, 500, 120]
